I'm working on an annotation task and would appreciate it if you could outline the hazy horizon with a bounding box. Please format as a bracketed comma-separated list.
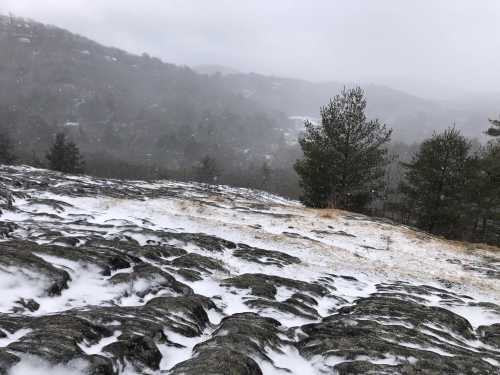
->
[2, 0, 500, 100]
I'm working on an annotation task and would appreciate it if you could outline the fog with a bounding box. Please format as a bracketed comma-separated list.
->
[2, 0, 499, 99]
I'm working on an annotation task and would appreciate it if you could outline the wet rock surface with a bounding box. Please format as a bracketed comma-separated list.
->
[232, 244, 301, 267]
[0, 241, 72, 297]
[223, 273, 329, 300]
[0, 166, 499, 374]
[298, 308, 500, 374]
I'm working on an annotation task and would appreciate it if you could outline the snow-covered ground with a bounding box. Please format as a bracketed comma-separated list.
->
[0, 165, 499, 374]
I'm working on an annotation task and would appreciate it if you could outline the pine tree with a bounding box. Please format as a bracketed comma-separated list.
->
[465, 143, 500, 243]
[401, 128, 473, 237]
[294, 87, 392, 211]
[0, 132, 16, 165]
[468, 116, 500, 243]
[260, 161, 272, 189]
[46, 132, 85, 174]
[194, 155, 219, 183]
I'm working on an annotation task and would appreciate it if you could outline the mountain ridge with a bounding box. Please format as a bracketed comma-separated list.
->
[0, 13, 494, 160]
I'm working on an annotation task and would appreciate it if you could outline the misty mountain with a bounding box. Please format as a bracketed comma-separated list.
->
[0, 14, 495, 173]
[215, 72, 495, 142]
[193, 64, 242, 76]
[0, 14, 288, 171]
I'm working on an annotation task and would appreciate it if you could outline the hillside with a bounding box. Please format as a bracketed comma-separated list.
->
[193, 64, 242, 76]
[0, 15, 288, 171]
[216, 74, 495, 142]
[0, 13, 495, 175]
[0, 165, 499, 374]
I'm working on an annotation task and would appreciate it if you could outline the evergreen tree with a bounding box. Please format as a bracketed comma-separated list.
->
[260, 161, 272, 189]
[194, 155, 219, 183]
[30, 150, 44, 168]
[0, 132, 16, 164]
[401, 128, 473, 236]
[465, 143, 500, 243]
[468, 117, 500, 243]
[46, 132, 85, 173]
[294, 87, 392, 211]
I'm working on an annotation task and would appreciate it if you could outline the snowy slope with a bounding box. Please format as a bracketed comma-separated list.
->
[0, 165, 499, 374]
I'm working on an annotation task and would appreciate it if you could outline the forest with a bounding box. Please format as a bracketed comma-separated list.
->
[0, 14, 499, 245]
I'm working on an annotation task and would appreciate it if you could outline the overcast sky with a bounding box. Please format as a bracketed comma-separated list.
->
[2, 0, 499, 99]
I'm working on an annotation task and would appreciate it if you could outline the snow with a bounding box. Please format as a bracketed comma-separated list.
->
[26, 254, 131, 315]
[0, 266, 47, 313]
[158, 329, 212, 370]
[445, 303, 500, 328]
[259, 345, 326, 374]
[483, 357, 500, 367]
[1, 166, 499, 374]
[78, 330, 121, 355]
[4, 178, 500, 316]
[186, 277, 250, 320]
[0, 328, 31, 348]
[8, 356, 89, 375]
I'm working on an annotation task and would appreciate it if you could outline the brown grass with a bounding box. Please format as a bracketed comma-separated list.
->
[308, 208, 345, 219]
[310, 206, 500, 255]
[398, 224, 500, 254]
[208, 194, 225, 202]
[453, 240, 500, 254]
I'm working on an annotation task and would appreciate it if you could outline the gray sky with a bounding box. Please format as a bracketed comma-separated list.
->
[2, 0, 499, 99]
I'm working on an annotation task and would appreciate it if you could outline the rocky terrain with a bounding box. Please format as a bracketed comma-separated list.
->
[0, 165, 499, 374]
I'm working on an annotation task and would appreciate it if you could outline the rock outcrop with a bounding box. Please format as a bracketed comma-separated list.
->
[0, 165, 499, 374]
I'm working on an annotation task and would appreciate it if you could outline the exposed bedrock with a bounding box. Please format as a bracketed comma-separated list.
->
[297, 295, 500, 374]
[0, 166, 499, 374]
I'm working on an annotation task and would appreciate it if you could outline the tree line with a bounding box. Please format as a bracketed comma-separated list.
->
[0, 130, 299, 198]
[0, 131, 85, 174]
[1, 87, 499, 245]
[294, 87, 500, 245]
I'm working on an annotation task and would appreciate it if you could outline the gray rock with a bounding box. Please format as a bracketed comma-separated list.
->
[233, 244, 301, 267]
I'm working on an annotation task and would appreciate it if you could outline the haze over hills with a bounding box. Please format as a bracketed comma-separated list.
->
[0, 15, 288, 157]
[0, 14, 496, 177]
[193, 64, 242, 76]
[202, 70, 496, 142]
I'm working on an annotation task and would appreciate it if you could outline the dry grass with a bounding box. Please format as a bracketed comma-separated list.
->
[398, 226, 434, 242]
[307, 205, 500, 257]
[454, 240, 500, 254]
[208, 194, 225, 202]
[310, 208, 344, 219]
[398, 224, 500, 255]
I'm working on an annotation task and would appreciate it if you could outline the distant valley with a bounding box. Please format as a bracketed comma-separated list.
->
[0, 14, 496, 186]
